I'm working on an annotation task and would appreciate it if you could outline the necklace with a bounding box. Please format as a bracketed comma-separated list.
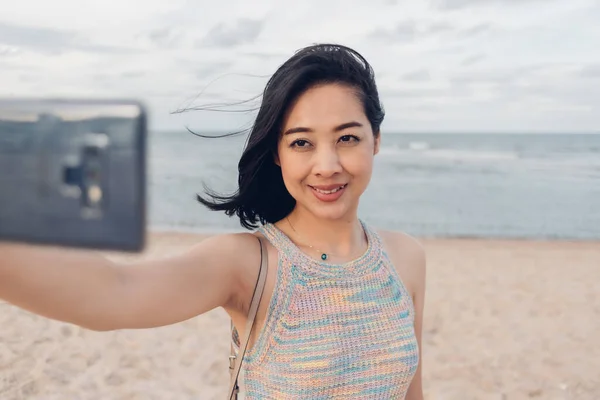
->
[286, 217, 332, 260]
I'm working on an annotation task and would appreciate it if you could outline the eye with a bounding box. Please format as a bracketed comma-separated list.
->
[290, 139, 311, 148]
[339, 134, 360, 143]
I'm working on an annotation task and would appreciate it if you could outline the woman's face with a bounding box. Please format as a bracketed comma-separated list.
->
[277, 83, 380, 221]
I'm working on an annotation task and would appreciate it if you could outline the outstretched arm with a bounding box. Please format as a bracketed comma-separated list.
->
[0, 233, 257, 331]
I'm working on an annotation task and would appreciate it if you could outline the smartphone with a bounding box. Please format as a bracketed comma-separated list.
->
[0, 98, 147, 252]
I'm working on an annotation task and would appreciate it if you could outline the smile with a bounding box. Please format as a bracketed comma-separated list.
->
[311, 184, 347, 194]
[308, 184, 348, 202]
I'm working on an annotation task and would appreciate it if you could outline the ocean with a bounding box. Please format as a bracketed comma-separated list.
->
[148, 131, 600, 240]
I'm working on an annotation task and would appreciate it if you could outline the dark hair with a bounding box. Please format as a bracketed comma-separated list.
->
[197, 43, 385, 229]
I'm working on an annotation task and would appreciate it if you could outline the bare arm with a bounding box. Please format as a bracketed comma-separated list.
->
[0, 233, 256, 331]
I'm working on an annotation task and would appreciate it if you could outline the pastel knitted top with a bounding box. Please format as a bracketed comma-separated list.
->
[241, 220, 419, 399]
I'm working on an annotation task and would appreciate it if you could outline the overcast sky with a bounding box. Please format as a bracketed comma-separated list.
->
[0, 0, 598, 133]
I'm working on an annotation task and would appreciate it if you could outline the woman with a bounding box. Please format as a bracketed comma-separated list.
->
[0, 44, 426, 399]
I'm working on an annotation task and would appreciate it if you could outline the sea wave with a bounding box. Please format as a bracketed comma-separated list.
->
[378, 144, 520, 162]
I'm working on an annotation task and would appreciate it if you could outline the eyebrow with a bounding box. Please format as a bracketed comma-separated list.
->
[283, 121, 363, 135]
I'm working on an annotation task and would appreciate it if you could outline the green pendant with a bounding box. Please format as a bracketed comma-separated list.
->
[321, 253, 327, 260]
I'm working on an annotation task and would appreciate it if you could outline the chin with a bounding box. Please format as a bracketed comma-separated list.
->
[307, 201, 356, 221]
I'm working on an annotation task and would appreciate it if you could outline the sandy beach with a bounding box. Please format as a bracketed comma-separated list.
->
[1, 231, 599, 400]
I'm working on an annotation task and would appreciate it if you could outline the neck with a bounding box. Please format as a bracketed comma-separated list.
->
[280, 206, 367, 261]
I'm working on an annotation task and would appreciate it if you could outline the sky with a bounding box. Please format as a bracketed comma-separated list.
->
[0, 0, 599, 133]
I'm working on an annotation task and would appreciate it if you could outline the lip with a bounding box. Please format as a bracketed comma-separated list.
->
[309, 184, 348, 191]
[308, 183, 348, 202]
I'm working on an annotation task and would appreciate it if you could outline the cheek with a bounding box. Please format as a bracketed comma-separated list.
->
[278, 153, 309, 186]
[341, 149, 375, 177]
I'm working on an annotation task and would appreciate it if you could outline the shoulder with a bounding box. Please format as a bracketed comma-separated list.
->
[183, 231, 264, 286]
[377, 229, 426, 264]
[195, 230, 262, 249]
[376, 229, 427, 298]
[190, 231, 263, 268]
[187, 231, 265, 308]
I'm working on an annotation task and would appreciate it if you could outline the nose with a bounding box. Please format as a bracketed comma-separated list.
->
[312, 146, 343, 177]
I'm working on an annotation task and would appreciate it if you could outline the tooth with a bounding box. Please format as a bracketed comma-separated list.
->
[314, 185, 343, 194]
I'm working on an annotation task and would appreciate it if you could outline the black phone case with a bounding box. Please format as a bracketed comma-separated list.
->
[0, 99, 147, 252]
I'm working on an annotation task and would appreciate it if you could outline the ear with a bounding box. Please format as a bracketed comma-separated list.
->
[273, 151, 280, 166]
[373, 132, 381, 155]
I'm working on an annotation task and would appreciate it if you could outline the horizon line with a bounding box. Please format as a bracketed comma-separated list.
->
[150, 129, 600, 135]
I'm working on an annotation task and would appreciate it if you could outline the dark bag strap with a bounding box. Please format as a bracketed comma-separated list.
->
[227, 236, 268, 400]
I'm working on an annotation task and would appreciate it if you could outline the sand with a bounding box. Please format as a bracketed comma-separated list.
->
[1, 232, 599, 400]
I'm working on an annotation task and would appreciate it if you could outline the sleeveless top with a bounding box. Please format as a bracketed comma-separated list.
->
[241, 220, 419, 399]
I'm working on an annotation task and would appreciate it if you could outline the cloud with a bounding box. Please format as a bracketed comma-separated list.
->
[425, 22, 455, 34]
[458, 23, 493, 36]
[448, 64, 560, 87]
[434, 0, 546, 10]
[0, 44, 20, 57]
[444, 63, 599, 117]
[0, 22, 76, 54]
[461, 54, 487, 66]
[121, 71, 147, 79]
[197, 18, 265, 48]
[383, 87, 452, 99]
[0, 0, 597, 132]
[0, 21, 138, 55]
[450, 70, 512, 86]
[194, 62, 235, 80]
[402, 69, 431, 81]
[242, 51, 288, 60]
[146, 27, 185, 49]
[368, 21, 418, 43]
[579, 64, 600, 78]
[493, 78, 599, 113]
[368, 20, 493, 46]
